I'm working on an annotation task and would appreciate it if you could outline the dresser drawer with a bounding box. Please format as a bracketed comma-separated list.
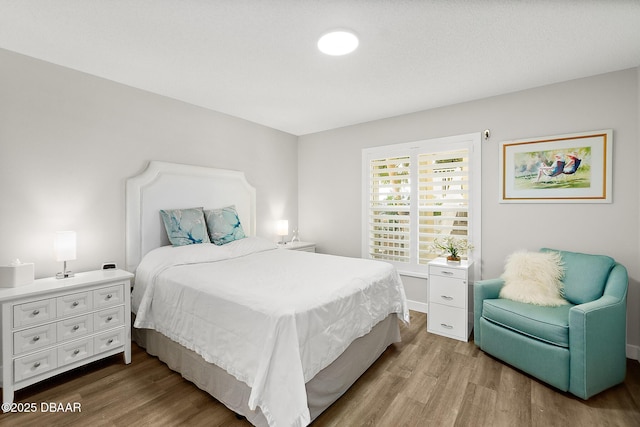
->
[428, 303, 467, 339]
[14, 323, 57, 356]
[429, 275, 467, 309]
[94, 328, 125, 354]
[93, 284, 124, 310]
[58, 338, 94, 367]
[13, 299, 56, 328]
[57, 291, 92, 317]
[14, 348, 58, 382]
[429, 265, 466, 280]
[94, 306, 124, 332]
[57, 314, 93, 342]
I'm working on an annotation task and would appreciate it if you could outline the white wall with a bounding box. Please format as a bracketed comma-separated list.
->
[0, 48, 298, 278]
[299, 68, 640, 352]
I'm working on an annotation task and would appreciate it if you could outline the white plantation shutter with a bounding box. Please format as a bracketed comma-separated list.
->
[418, 149, 470, 264]
[367, 155, 412, 263]
[363, 134, 481, 277]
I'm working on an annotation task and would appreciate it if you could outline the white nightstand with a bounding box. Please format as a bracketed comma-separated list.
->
[0, 269, 133, 408]
[427, 258, 474, 342]
[278, 241, 316, 252]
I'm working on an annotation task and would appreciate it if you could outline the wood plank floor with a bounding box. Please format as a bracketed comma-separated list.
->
[2, 311, 639, 426]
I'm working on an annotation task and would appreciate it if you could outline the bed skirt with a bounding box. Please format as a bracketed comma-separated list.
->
[133, 314, 400, 426]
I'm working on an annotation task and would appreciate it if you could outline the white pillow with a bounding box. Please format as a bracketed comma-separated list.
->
[499, 251, 568, 306]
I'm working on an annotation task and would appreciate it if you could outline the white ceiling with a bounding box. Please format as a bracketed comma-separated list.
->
[1, 1, 640, 136]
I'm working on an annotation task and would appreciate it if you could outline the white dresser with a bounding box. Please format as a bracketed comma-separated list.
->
[427, 258, 474, 342]
[1, 269, 133, 408]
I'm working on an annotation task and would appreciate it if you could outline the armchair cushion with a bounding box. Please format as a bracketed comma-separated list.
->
[540, 248, 615, 304]
[482, 299, 574, 348]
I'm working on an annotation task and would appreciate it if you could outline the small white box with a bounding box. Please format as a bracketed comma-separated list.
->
[0, 263, 35, 287]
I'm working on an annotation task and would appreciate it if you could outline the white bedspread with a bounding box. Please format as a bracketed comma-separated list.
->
[132, 237, 409, 427]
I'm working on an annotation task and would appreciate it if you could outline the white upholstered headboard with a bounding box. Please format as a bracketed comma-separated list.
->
[125, 161, 256, 272]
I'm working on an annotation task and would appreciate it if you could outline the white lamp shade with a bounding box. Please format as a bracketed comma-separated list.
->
[54, 231, 77, 262]
[276, 220, 289, 236]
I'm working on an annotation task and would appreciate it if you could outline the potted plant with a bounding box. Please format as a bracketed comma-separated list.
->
[430, 236, 473, 263]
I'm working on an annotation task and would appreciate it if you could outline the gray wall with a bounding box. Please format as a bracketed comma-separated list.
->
[298, 68, 640, 353]
[0, 49, 299, 278]
[2, 47, 638, 355]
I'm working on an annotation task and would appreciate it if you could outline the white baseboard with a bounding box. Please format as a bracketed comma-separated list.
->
[407, 299, 427, 314]
[627, 344, 640, 361]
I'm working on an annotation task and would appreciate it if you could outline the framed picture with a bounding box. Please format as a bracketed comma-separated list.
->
[500, 130, 612, 203]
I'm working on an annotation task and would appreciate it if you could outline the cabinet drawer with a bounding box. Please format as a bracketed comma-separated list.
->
[428, 303, 467, 339]
[94, 328, 125, 354]
[429, 275, 467, 309]
[14, 348, 57, 382]
[57, 291, 92, 318]
[58, 338, 94, 367]
[93, 284, 124, 309]
[429, 265, 466, 280]
[14, 323, 57, 356]
[13, 299, 56, 328]
[94, 306, 125, 332]
[57, 314, 93, 342]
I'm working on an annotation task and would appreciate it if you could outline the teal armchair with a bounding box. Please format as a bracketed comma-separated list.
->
[474, 249, 628, 399]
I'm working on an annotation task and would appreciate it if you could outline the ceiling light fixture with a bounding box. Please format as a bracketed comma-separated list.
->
[317, 30, 359, 56]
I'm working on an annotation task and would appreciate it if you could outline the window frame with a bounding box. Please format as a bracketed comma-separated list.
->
[362, 133, 482, 280]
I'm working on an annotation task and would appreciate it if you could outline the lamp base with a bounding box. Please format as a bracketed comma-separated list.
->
[56, 260, 74, 279]
[56, 271, 74, 279]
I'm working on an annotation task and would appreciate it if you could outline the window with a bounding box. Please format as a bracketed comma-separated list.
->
[362, 133, 481, 277]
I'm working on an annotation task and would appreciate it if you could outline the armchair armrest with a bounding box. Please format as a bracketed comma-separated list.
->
[473, 278, 505, 346]
[568, 263, 628, 399]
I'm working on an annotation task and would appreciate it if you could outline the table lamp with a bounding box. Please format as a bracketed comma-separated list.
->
[55, 231, 76, 279]
[276, 220, 288, 245]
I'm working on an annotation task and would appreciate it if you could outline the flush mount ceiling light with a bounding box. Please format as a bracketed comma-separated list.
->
[317, 30, 359, 56]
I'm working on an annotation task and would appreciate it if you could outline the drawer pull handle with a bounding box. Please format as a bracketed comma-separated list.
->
[72, 301, 79, 307]
[107, 338, 114, 345]
[106, 294, 113, 300]
[106, 316, 113, 322]
[73, 349, 80, 355]
[32, 335, 40, 342]
[441, 271, 454, 275]
[32, 309, 40, 316]
[73, 325, 80, 331]
[33, 361, 41, 368]
[440, 295, 453, 301]
[441, 323, 453, 329]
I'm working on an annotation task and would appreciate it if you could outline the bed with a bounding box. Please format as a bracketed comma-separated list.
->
[126, 161, 409, 426]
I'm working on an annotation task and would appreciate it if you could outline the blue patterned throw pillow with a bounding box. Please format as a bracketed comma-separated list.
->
[205, 205, 246, 245]
[160, 207, 211, 246]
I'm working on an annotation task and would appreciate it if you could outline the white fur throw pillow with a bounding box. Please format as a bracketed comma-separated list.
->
[499, 251, 568, 306]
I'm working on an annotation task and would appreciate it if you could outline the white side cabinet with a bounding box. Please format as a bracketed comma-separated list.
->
[1, 269, 133, 408]
[427, 258, 474, 342]
[279, 241, 316, 252]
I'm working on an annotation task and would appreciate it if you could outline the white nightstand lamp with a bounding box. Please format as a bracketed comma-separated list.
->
[54, 231, 76, 279]
[276, 220, 289, 245]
